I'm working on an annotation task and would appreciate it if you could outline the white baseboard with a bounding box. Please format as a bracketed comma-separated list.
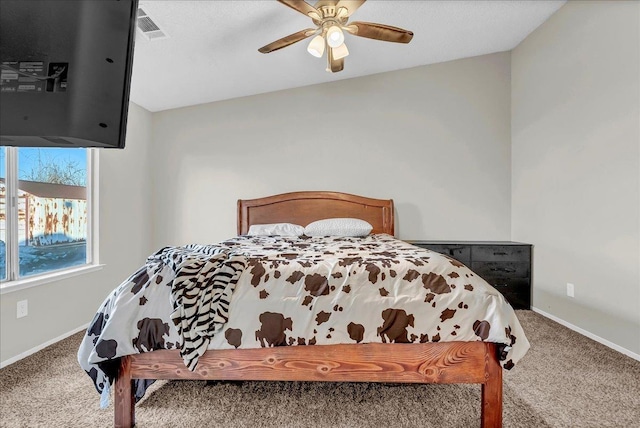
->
[0, 323, 89, 369]
[531, 307, 640, 362]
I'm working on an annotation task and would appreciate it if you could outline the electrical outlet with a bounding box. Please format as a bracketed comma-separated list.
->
[566, 283, 575, 298]
[17, 300, 28, 318]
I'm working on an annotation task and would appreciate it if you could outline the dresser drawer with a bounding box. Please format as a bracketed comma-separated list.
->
[478, 278, 530, 310]
[418, 244, 471, 265]
[471, 245, 530, 262]
[471, 261, 530, 279]
[498, 290, 531, 310]
[484, 277, 530, 291]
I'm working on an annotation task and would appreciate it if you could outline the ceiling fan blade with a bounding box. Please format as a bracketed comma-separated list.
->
[277, 0, 321, 20]
[258, 28, 317, 54]
[347, 21, 414, 44]
[336, 0, 366, 17]
[327, 46, 344, 73]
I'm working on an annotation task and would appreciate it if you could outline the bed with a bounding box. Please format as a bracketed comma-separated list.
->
[78, 191, 529, 428]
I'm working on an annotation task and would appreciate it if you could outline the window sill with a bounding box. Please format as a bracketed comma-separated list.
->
[0, 264, 105, 295]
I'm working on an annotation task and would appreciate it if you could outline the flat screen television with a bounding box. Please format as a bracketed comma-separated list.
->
[0, 0, 138, 148]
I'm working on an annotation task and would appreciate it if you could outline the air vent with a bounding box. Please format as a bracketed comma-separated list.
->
[137, 7, 168, 41]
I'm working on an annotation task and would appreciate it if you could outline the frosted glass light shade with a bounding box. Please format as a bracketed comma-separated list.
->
[326, 26, 344, 48]
[332, 43, 349, 60]
[307, 35, 325, 58]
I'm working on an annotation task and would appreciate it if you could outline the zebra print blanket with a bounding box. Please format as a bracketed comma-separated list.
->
[78, 244, 246, 401]
[153, 245, 247, 370]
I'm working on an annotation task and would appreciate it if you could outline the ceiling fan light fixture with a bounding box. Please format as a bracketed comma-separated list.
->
[307, 35, 325, 58]
[326, 25, 344, 48]
[332, 43, 349, 60]
[258, 1, 414, 73]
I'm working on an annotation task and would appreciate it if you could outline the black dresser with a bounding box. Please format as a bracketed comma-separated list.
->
[406, 240, 532, 309]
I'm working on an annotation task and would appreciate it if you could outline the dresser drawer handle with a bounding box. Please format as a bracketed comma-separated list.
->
[490, 267, 516, 273]
[493, 252, 507, 255]
[494, 283, 508, 288]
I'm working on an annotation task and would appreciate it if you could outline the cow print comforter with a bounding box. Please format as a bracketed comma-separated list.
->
[78, 234, 529, 403]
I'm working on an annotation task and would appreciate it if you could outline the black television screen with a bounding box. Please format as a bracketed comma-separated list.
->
[0, 0, 138, 148]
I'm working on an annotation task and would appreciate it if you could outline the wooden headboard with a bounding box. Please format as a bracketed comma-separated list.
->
[237, 191, 394, 236]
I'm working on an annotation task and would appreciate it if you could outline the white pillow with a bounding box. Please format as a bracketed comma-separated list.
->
[247, 223, 305, 237]
[304, 218, 373, 237]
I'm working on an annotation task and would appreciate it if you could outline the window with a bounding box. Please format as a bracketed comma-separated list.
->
[0, 147, 96, 286]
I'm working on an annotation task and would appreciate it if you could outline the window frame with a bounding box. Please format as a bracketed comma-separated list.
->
[0, 147, 101, 294]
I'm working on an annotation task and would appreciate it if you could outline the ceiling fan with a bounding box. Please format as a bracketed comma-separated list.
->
[258, 0, 414, 73]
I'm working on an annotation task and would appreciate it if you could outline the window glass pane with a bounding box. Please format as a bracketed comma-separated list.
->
[0, 147, 6, 281]
[17, 148, 87, 277]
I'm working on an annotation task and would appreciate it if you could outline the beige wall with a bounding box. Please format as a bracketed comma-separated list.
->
[511, 1, 640, 354]
[151, 52, 513, 246]
[0, 103, 155, 363]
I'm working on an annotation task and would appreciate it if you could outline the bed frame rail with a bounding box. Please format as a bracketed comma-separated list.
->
[115, 342, 502, 428]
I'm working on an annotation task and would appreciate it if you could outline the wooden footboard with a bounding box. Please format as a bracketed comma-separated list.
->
[115, 342, 502, 428]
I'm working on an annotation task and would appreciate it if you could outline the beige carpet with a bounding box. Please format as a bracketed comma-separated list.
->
[1, 311, 639, 427]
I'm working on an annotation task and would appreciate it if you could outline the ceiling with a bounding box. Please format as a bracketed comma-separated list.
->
[131, 0, 566, 112]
